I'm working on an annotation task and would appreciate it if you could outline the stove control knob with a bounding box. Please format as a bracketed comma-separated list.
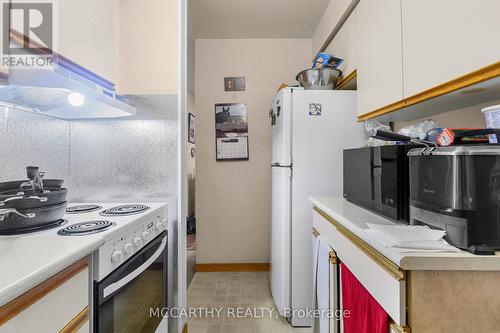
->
[155, 221, 164, 232]
[123, 243, 133, 255]
[111, 250, 123, 263]
[132, 236, 143, 249]
[142, 230, 150, 240]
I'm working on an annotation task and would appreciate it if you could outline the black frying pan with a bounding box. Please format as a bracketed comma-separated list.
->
[0, 202, 67, 234]
[0, 179, 64, 192]
[0, 187, 68, 210]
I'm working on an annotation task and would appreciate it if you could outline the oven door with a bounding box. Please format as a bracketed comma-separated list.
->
[95, 232, 167, 333]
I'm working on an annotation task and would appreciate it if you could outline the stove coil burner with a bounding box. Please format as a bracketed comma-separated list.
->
[58, 220, 114, 236]
[100, 204, 151, 216]
[66, 204, 103, 214]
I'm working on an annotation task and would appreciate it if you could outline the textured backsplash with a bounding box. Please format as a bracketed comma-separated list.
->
[0, 95, 177, 202]
[0, 107, 70, 181]
[68, 118, 177, 201]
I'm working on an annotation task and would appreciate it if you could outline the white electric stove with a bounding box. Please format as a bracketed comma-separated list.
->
[62, 203, 167, 279]
[62, 202, 169, 333]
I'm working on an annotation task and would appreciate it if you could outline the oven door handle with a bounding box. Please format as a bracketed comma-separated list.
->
[103, 237, 167, 298]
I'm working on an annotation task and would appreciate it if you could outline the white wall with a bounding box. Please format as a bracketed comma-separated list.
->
[195, 38, 311, 264]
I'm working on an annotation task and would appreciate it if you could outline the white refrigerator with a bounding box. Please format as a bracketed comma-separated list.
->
[270, 88, 366, 327]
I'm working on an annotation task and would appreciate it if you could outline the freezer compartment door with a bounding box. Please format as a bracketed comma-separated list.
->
[271, 166, 292, 316]
[271, 91, 292, 166]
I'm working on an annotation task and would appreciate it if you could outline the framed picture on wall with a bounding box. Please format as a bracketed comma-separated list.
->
[188, 113, 195, 143]
[215, 103, 249, 161]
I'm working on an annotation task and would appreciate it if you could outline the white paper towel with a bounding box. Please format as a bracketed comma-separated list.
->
[365, 224, 460, 252]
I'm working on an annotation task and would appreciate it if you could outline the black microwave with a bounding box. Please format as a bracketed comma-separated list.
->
[343, 145, 418, 223]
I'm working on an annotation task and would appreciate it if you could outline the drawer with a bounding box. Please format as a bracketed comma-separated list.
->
[313, 209, 407, 325]
[0, 262, 89, 333]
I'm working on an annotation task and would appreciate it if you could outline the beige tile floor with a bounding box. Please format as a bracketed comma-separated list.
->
[187, 272, 312, 333]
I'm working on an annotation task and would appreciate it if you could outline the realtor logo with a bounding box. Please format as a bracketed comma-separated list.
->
[2, 0, 54, 55]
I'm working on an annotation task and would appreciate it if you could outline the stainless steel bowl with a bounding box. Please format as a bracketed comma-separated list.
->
[296, 68, 342, 90]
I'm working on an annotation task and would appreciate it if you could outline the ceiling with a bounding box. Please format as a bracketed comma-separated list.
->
[190, 0, 330, 39]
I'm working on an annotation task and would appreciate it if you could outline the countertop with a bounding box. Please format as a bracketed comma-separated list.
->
[0, 233, 103, 307]
[310, 196, 500, 270]
[0, 201, 168, 307]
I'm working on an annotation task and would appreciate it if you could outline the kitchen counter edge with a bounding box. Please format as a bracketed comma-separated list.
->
[309, 196, 500, 271]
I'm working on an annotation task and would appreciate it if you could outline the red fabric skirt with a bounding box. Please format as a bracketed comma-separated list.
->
[341, 262, 389, 333]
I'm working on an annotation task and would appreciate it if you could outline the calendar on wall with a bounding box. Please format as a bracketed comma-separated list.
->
[215, 103, 249, 161]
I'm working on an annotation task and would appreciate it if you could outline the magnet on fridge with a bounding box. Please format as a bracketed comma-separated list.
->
[309, 103, 322, 116]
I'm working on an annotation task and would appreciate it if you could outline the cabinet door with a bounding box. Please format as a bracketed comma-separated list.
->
[117, 0, 178, 95]
[0, 267, 89, 333]
[355, 0, 403, 116]
[325, 9, 357, 77]
[402, 0, 500, 97]
[57, 0, 117, 82]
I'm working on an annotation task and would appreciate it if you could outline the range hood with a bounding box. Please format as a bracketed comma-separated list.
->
[0, 53, 136, 120]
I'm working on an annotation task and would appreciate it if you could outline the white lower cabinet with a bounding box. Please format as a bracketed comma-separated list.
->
[313, 209, 406, 326]
[312, 205, 500, 332]
[313, 209, 407, 333]
[0, 263, 90, 333]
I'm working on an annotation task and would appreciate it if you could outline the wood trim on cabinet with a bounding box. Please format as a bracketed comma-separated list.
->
[329, 251, 338, 264]
[406, 270, 413, 327]
[195, 263, 270, 272]
[313, 207, 406, 281]
[336, 69, 357, 90]
[390, 322, 412, 333]
[59, 307, 89, 333]
[357, 61, 500, 121]
[0, 259, 88, 325]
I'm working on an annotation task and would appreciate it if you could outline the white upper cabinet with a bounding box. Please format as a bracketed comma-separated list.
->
[117, 0, 178, 95]
[402, 0, 500, 97]
[355, 0, 403, 116]
[325, 9, 357, 77]
[58, 0, 118, 83]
